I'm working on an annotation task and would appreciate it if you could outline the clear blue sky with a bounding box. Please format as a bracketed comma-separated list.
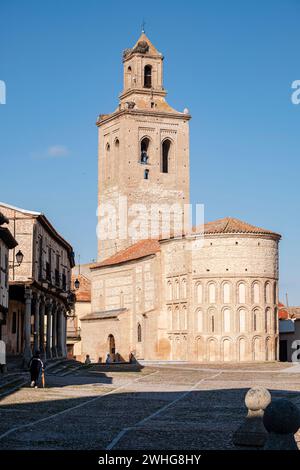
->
[1, 0, 299, 303]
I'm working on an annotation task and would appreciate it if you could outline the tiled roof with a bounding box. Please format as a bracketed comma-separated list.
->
[71, 274, 91, 302]
[91, 239, 161, 269]
[278, 302, 289, 320]
[81, 308, 127, 321]
[194, 217, 281, 238]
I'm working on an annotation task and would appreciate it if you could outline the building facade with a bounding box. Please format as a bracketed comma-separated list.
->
[0, 203, 75, 363]
[80, 33, 281, 363]
[0, 213, 18, 343]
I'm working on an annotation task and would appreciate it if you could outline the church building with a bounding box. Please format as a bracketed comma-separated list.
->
[80, 33, 281, 363]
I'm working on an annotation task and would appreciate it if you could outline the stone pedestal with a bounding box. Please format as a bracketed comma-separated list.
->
[233, 386, 271, 447]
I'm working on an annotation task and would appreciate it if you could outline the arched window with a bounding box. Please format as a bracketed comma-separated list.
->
[181, 278, 187, 298]
[223, 308, 231, 332]
[265, 282, 271, 303]
[137, 323, 142, 342]
[253, 282, 260, 304]
[162, 139, 171, 173]
[253, 309, 259, 331]
[144, 65, 152, 88]
[167, 281, 172, 301]
[175, 279, 180, 299]
[208, 283, 216, 303]
[211, 314, 215, 333]
[223, 282, 230, 303]
[106, 143, 110, 152]
[140, 137, 150, 163]
[114, 138, 119, 148]
[238, 283, 246, 304]
[196, 284, 203, 304]
[180, 306, 187, 330]
[196, 309, 203, 332]
[239, 309, 247, 332]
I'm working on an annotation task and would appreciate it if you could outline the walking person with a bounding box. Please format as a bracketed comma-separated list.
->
[28, 350, 44, 388]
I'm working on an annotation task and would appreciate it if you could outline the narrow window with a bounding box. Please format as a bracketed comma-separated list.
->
[162, 139, 171, 173]
[144, 65, 152, 88]
[140, 137, 150, 163]
[144, 169, 149, 180]
[137, 323, 142, 342]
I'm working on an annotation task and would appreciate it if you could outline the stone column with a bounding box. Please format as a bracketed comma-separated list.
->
[39, 297, 46, 360]
[23, 288, 32, 365]
[33, 294, 40, 353]
[63, 311, 68, 357]
[52, 304, 58, 358]
[46, 299, 52, 359]
[57, 306, 63, 357]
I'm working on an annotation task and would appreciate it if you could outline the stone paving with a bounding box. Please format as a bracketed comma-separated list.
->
[0, 362, 299, 450]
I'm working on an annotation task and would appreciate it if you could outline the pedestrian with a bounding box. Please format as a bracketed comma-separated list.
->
[28, 351, 44, 388]
[84, 354, 91, 365]
[106, 353, 112, 364]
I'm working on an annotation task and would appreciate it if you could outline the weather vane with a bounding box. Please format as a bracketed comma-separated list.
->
[141, 19, 146, 33]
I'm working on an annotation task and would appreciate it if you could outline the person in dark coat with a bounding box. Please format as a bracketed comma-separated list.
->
[28, 351, 44, 388]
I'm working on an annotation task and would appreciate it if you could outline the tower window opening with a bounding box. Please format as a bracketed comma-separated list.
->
[140, 137, 150, 164]
[137, 323, 142, 342]
[144, 65, 152, 88]
[144, 169, 149, 180]
[162, 139, 171, 173]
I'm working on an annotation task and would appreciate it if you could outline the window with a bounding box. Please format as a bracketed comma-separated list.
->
[208, 283, 216, 303]
[181, 278, 187, 298]
[238, 283, 246, 304]
[137, 323, 142, 342]
[196, 309, 203, 332]
[144, 169, 149, 180]
[144, 65, 152, 88]
[140, 137, 150, 163]
[38, 236, 43, 280]
[223, 282, 230, 303]
[167, 281, 172, 301]
[115, 138, 119, 147]
[239, 309, 246, 332]
[253, 282, 260, 304]
[106, 143, 110, 152]
[265, 282, 271, 303]
[223, 308, 231, 332]
[211, 315, 215, 333]
[175, 279, 180, 299]
[162, 139, 171, 173]
[253, 309, 259, 331]
[196, 283, 203, 303]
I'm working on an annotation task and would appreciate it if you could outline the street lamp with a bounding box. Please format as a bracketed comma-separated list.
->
[15, 250, 24, 266]
[9, 249, 24, 268]
[74, 278, 80, 290]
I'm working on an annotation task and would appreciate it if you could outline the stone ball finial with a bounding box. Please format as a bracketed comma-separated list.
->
[183, 108, 189, 114]
[263, 398, 300, 435]
[245, 386, 271, 413]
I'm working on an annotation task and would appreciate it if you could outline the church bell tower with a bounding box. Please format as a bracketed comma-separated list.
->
[97, 32, 191, 261]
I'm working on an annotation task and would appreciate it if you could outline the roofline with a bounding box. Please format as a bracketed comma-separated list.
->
[0, 202, 75, 267]
[90, 252, 158, 270]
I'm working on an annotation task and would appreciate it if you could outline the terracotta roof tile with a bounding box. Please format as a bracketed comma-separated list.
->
[91, 239, 161, 269]
[194, 217, 281, 238]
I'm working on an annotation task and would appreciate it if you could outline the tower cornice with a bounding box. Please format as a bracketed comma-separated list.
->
[96, 108, 191, 127]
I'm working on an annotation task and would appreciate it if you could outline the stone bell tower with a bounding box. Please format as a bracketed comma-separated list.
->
[96, 32, 191, 262]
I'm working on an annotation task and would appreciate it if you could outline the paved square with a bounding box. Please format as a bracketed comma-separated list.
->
[0, 362, 299, 450]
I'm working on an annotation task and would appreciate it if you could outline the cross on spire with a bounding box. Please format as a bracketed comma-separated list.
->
[141, 19, 146, 34]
